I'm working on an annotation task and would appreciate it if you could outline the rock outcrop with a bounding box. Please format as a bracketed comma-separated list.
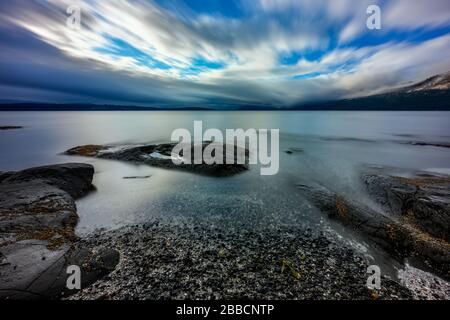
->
[362, 173, 450, 242]
[66, 142, 250, 177]
[296, 179, 450, 276]
[0, 164, 120, 299]
[2, 163, 95, 198]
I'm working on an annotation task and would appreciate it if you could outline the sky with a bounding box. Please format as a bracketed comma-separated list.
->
[0, 0, 450, 108]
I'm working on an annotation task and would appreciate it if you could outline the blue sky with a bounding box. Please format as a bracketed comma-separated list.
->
[0, 0, 450, 108]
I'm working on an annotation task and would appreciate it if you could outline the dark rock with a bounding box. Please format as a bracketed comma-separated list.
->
[296, 182, 450, 276]
[2, 163, 95, 198]
[0, 242, 120, 299]
[93, 248, 121, 271]
[58, 246, 120, 297]
[400, 141, 450, 149]
[0, 172, 15, 183]
[0, 164, 94, 247]
[0, 242, 69, 299]
[362, 173, 450, 241]
[66, 142, 249, 177]
[0, 163, 119, 300]
[123, 176, 151, 179]
[0, 180, 78, 235]
[285, 147, 304, 154]
[0, 126, 23, 130]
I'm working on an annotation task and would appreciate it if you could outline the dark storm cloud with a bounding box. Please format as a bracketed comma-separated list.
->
[0, 0, 450, 107]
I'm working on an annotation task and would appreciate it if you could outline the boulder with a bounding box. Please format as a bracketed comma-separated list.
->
[0, 163, 120, 299]
[2, 163, 95, 198]
[66, 142, 249, 177]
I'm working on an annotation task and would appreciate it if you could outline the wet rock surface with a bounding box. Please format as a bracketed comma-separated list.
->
[68, 220, 412, 300]
[66, 142, 249, 177]
[0, 164, 94, 243]
[2, 163, 95, 198]
[0, 164, 120, 299]
[296, 170, 450, 278]
[362, 173, 450, 242]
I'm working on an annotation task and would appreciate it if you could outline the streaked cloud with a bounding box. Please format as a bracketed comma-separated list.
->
[0, 0, 449, 107]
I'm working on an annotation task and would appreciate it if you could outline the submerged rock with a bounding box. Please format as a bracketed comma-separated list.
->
[0, 163, 120, 299]
[399, 141, 450, 149]
[123, 175, 151, 179]
[285, 147, 304, 154]
[0, 126, 23, 131]
[66, 142, 250, 177]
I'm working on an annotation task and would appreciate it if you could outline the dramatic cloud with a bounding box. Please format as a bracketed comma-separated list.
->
[0, 0, 449, 107]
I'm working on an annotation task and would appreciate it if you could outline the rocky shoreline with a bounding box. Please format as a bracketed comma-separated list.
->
[0, 158, 449, 300]
[297, 168, 450, 279]
[0, 164, 119, 299]
[67, 220, 413, 300]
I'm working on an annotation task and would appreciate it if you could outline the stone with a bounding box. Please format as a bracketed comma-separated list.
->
[0, 163, 119, 299]
[296, 181, 450, 275]
[66, 142, 249, 177]
[362, 173, 450, 241]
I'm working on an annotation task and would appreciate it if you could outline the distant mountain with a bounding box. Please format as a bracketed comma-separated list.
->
[1, 72, 450, 111]
[405, 72, 450, 92]
[294, 72, 450, 111]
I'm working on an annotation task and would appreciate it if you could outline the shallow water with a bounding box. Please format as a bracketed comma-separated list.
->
[1, 111, 449, 233]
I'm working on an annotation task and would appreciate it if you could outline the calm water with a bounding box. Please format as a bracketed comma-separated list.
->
[1, 111, 450, 237]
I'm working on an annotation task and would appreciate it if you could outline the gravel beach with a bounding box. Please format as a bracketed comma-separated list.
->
[68, 219, 414, 300]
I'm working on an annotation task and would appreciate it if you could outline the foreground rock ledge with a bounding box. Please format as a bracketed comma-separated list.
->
[65, 142, 249, 177]
[297, 170, 450, 277]
[0, 163, 120, 299]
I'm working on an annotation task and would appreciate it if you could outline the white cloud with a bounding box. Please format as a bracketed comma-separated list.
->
[384, 0, 450, 29]
[0, 0, 450, 107]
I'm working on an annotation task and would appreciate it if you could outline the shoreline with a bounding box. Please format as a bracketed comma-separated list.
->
[0, 164, 120, 299]
[68, 219, 415, 300]
[1, 153, 449, 299]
